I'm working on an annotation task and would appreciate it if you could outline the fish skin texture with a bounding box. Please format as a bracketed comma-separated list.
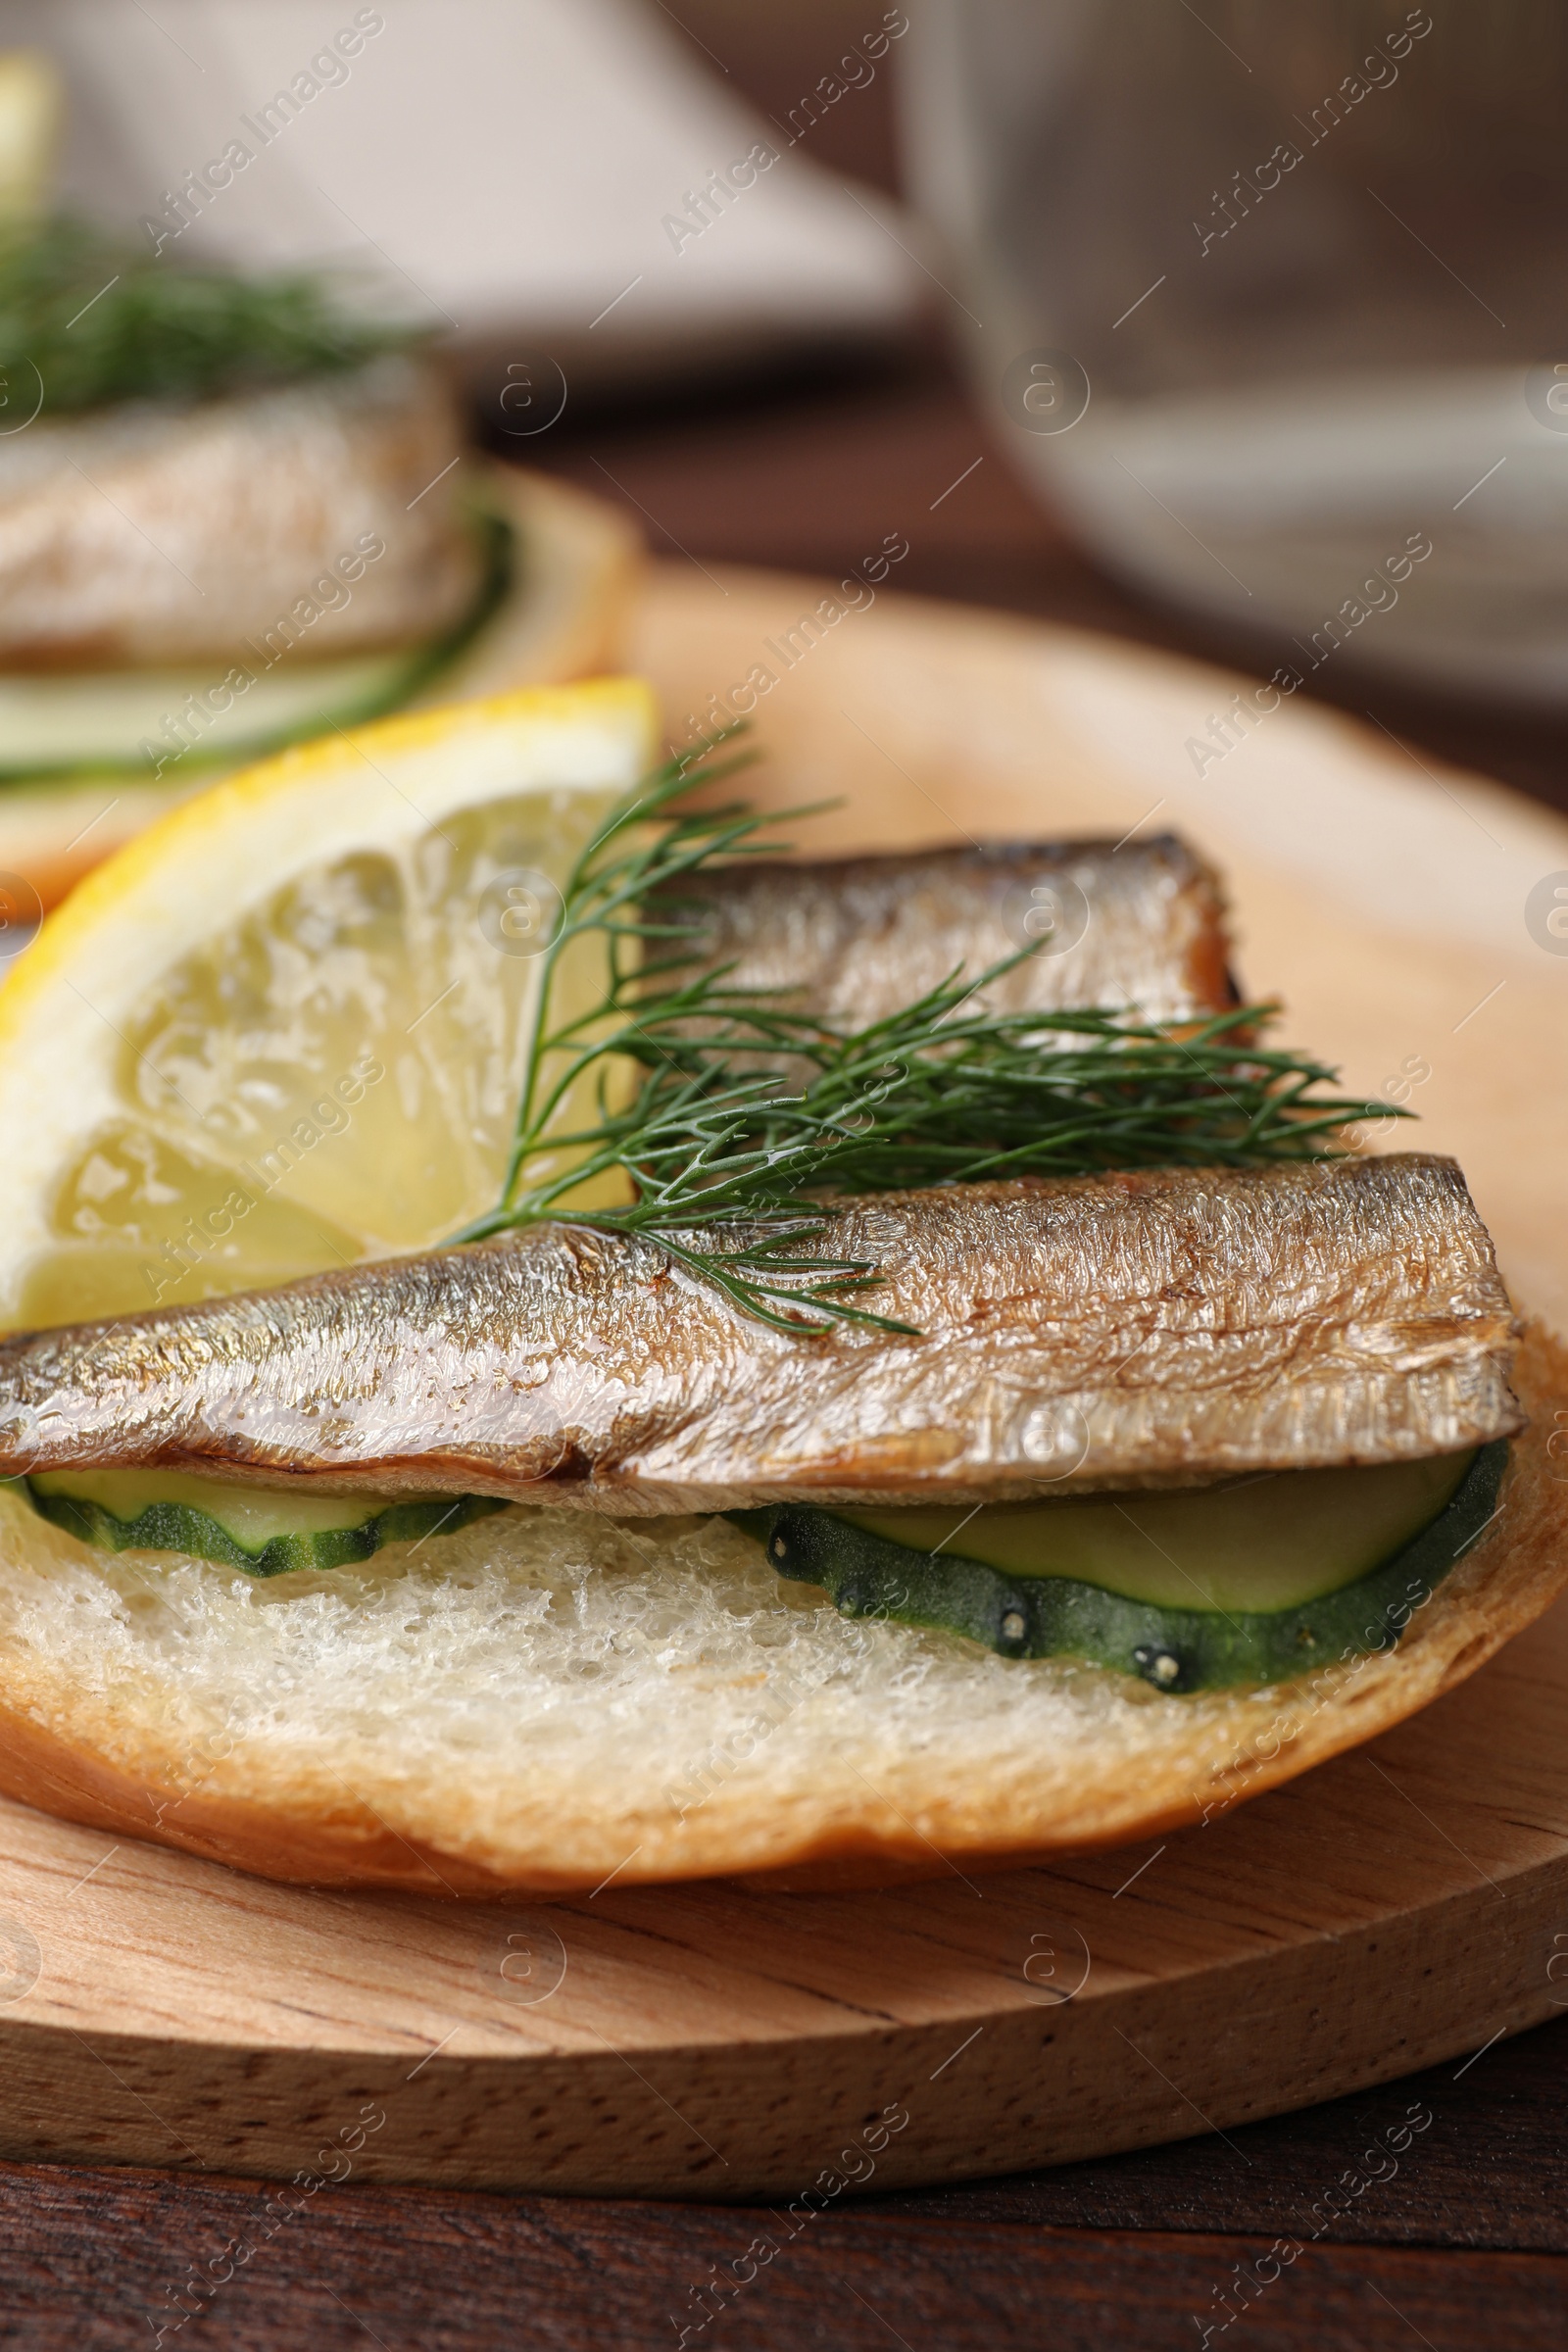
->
[668, 835, 1239, 1031]
[0, 355, 478, 669]
[0, 1155, 1521, 1515]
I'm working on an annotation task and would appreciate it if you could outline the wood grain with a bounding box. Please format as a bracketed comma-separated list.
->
[886, 2010, 1568, 2249]
[0, 571, 1563, 2200]
[1, 2158, 1562, 2351]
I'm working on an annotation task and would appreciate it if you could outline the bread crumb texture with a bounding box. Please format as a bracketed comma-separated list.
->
[0, 1323, 1562, 1895]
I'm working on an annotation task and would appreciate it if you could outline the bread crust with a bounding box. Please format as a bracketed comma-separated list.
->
[0, 1323, 1561, 1899]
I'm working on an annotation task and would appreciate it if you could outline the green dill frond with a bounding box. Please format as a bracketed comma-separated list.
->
[454, 724, 1406, 1335]
[0, 216, 416, 416]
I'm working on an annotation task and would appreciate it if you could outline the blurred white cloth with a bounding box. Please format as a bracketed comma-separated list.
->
[10, 0, 919, 386]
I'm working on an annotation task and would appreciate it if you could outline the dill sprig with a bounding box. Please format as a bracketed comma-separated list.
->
[0, 216, 415, 416]
[453, 728, 1405, 1334]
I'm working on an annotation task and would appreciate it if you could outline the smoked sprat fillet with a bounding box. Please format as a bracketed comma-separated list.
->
[0, 1155, 1521, 1514]
[0, 356, 479, 670]
[668, 835, 1239, 1030]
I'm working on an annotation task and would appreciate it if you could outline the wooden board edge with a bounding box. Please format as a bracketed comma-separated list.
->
[0, 1846, 1558, 2197]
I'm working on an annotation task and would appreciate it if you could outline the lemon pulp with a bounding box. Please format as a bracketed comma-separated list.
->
[0, 682, 657, 1329]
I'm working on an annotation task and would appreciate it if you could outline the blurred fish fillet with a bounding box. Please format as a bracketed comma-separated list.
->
[0, 353, 480, 669]
[666, 835, 1239, 1028]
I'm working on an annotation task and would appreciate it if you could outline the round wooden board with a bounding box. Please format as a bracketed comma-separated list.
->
[0, 564, 1565, 2198]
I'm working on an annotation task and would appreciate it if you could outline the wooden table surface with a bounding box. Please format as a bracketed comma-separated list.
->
[4, 339, 1560, 2352]
[5, 2017, 1565, 2346]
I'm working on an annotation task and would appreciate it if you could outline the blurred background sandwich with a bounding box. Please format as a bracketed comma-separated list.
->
[0, 47, 641, 913]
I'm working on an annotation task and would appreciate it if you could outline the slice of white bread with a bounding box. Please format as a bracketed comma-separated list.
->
[0, 463, 642, 914]
[0, 1321, 1560, 1899]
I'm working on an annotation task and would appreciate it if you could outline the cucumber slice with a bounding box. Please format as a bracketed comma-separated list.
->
[834, 1452, 1473, 1616]
[26, 1466, 504, 1578]
[737, 1443, 1508, 1690]
[0, 508, 513, 785]
[0, 648, 418, 774]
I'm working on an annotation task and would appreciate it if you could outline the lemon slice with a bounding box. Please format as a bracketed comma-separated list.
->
[0, 678, 658, 1332]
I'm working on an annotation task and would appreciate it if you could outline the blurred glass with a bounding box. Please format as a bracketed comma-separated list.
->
[905, 1, 1568, 702]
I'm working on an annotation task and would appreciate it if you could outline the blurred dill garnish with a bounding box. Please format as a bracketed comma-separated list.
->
[0, 216, 416, 416]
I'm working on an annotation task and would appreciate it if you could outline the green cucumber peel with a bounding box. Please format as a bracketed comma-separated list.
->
[0, 505, 515, 789]
[734, 1441, 1508, 1691]
[25, 1483, 506, 1579]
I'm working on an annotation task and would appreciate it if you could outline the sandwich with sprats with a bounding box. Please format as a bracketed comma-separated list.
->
[0, 691, 1558, 1898]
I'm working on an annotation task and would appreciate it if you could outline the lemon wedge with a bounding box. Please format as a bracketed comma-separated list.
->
[0, 678, 658, 1331]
